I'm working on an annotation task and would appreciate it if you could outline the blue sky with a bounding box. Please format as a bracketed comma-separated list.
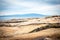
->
[0, 0, 60, 16]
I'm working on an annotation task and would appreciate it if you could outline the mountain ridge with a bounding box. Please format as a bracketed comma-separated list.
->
[0, 13, 45, 17]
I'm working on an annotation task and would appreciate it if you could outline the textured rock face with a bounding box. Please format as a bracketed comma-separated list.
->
[0, 15, 60, 40]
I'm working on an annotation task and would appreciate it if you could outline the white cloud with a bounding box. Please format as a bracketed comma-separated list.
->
[0, 0, 60, 16]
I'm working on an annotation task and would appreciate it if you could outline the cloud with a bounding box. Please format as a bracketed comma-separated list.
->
[0, 0, 60, 16]
[42, 0, 60, 4]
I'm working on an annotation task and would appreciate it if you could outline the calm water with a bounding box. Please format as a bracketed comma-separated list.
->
[0, 16, 44, 20]
[0, 14, 46, 20]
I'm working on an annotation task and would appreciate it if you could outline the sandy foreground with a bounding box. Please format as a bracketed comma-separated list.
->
[0, 15, 60, 40]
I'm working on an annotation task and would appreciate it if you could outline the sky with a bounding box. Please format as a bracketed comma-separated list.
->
[0, 0, 60, 16]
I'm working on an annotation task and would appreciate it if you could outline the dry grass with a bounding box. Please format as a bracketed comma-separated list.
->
[0, 15, 60, 40]
[0, 28, 60, 40]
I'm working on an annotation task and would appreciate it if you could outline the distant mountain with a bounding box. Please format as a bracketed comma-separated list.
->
[0, 13, 47, 20]
[0, 13, 46, 18]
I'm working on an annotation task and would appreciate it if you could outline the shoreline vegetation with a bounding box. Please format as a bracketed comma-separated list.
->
[0, 15, 60, 40]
